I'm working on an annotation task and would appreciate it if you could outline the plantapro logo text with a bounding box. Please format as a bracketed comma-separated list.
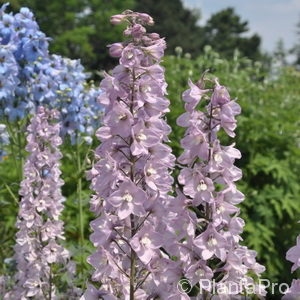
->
[177, 278, 294, 297]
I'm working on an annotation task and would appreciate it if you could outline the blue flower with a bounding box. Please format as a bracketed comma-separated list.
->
[0, 4, 103, 139]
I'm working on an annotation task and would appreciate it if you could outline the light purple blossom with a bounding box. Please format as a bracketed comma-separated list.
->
[284, 230, 300, 299]
[286, 236, 300, 272]
[282, 279, 300, 300]
[4, 107, 76, 299]
[83, 10, 183, 299]
[176, 76, 266, 298]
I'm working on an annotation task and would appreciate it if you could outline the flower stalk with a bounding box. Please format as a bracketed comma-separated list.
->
[5, 107, 75, 299]
[176, 76, 266, 298]
[83, 10, 185, 299]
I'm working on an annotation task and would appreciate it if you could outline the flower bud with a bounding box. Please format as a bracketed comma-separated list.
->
[110, 14, 126, 25]
[108, 43, 124, 57]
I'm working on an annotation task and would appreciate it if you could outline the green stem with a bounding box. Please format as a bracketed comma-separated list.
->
[130, 215, 136, 300]
[4, 183, 18, 205]
[5, 121, 18, 175]
[129, 69, 137, 300]
[203, 290, 209, 300]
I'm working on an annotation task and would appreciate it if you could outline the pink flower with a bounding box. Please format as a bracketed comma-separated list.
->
[194, 225, 227, 261]
[108, 42, 124, 57]
[85, 10, 181, 298]
[120, 44, 144, 68]
[211, 80, 230, 106]
[286, 236, 300, 272]
[185, 261, 213, 286]
[108, 181, 147, 219]
[103, 102, 133, 137]
[282, 279, 300, 300]
[179, 127, 209, 162]
[131, 122, 160, 156]
[182, 79, 209, 112]
[110, 14, 127, 25]
[81, 284, 117, 300]
[141, 39, 166, 63]
[130, 225, 164, 264]
[176, 76, 265, 298]
[8, 107, 75, 298]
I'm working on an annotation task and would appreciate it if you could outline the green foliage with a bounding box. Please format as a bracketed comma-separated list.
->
[163, 48, 300, 287]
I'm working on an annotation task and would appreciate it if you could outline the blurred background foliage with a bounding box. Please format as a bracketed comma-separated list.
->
[1, 0, 300, 295]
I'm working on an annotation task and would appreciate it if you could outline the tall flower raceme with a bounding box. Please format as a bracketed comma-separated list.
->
[282, 232, 300, 299]
[5, 107, 80, 299]
[83, 10, 187, 300]
[175, 76, 266, 299]
[0, 4, 102, 141]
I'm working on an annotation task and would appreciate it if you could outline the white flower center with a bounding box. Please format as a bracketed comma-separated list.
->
[208, 237, 217, 247]
[147, 167, 157, 176]
[216, 205, 225, 214]
[212, 108, 220, 117]
[118, 113, 127, 121]
[196, 269, 205, 277]
[214, 153, 223, 163]
[100, 257, 108, 265]
[127, 51, 134, 59]
[219, 89, 227, 97]
[137, 131, 147, 142]
[197, 180, 207, 191]
[141, 236, 151, 246]
[193, 135, 203, 145]
[141, 85, 152, 93]
[122, 192, 133, 202]
[50, 247, 57, 253]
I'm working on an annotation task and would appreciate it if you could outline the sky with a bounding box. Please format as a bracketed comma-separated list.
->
[182, 0, 300, 52]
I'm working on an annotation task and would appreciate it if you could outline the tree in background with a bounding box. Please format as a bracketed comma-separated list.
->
[203, 7, 261, 61]
[291, 16, 300, 65]
[273, 39, 288, 67]
[135, 0, 204, 56]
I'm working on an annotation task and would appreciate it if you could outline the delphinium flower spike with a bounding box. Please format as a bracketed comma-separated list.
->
[175, 75, 266, 299]
[5, 107, 78, 299]
[282, 231, 300, 299]
[83, 10, 187, 300]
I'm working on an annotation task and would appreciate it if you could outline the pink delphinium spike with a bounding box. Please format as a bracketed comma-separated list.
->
[5, 107, 77, 299]
[176, 76, 266, 299]
[282, 234, 300, 299]
[83, 10, 187, 300]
